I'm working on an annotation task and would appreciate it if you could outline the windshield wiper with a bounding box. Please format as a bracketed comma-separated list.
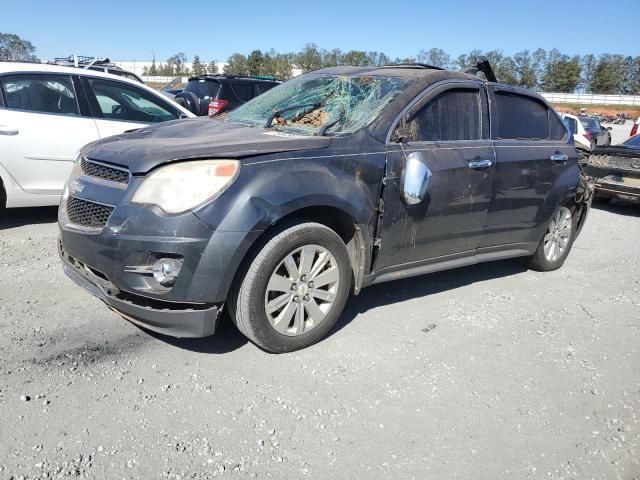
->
[265, 102, 321, 128]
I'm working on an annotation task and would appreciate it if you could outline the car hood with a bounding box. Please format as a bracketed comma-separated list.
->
[82, 117, 331, 174]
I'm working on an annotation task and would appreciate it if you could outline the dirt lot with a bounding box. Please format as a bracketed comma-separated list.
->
[0, 202, 639, 480]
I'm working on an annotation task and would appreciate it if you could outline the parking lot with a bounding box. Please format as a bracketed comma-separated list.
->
[1, 192, 639, 479]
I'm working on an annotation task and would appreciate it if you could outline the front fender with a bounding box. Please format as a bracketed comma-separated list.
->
[192, 152, 385, 302]
[195, 153, 384, 233]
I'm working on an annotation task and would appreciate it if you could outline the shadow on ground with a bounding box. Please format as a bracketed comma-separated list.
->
[148, 259, 527, 354]
[0, 206, 59, 229]
[592, 198, 640, 217]
[332, 259, 527, 336]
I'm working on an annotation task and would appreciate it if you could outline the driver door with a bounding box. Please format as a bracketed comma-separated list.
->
[373, 82, 494, 270]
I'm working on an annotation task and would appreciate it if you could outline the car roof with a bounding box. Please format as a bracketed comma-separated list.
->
[0, 61, 194, 117]
[312, 65, 479, 82]
[0, 61, 142, 84]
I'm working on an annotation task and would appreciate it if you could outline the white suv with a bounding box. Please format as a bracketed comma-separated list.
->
[0, 62, 194, 209]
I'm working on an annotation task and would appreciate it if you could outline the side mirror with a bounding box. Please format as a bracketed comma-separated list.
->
[401, 151, 432, 205]
[607, 126, 612, 131]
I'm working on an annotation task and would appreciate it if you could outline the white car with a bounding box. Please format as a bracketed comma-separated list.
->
[561, 113, 592, 153]
[0, 62, 194, 209]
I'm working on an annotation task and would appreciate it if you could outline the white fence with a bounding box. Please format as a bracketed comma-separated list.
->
[541, 92, 640, 106]
[141, 76, 189, 84]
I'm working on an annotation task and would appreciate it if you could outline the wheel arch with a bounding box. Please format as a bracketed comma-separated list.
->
[229, 205, 370, 300]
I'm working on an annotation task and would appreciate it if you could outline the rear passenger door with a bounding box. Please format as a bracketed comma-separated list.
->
[480, 86, 575, 250]
[374, 82, 494, 269]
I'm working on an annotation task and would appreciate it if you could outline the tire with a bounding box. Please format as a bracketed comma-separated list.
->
[0, 181, 6, 211]
[228, 221, 352, 353]
[527, 205, 578, 272]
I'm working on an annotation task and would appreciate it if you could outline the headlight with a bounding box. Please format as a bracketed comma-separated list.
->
[131, 160, 239, 214]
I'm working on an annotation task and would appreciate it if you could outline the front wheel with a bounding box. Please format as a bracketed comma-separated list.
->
[228, 222, 352, 353]
[527, 206, 577, 272]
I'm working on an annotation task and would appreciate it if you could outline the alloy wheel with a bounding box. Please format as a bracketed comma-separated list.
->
[264, 244, 340, 336]
[543, 207, 572, 262]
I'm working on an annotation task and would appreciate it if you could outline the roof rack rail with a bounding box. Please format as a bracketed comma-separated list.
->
[49, 55, 114, 69]
[384, 62, 445, 71]
[190, 73, 280, 82]
[462, 56, 497, 82]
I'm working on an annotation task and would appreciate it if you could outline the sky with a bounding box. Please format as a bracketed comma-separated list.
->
[2, 0, 639, 62]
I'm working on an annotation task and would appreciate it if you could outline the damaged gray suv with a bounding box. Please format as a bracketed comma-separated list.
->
[58, 62, 592, 353]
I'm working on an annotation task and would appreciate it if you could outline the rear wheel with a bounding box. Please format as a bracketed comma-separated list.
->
[527, 206, 577, 272]
[228, 222, 352, 353]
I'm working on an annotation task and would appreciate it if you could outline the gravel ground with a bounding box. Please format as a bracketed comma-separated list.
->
[0, 202, 639, 480]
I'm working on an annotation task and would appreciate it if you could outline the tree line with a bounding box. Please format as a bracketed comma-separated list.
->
[2, 32, 638, 95]
[150, 45, 639, 95]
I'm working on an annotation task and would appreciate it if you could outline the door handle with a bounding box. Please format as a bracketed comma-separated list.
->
[550, 153, 568, 163]
[0, 127, 19, 136]
[468, 159, 493, 169]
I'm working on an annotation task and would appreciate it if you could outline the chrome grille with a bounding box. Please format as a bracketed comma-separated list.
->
[66, 196, 114, 229]
[81, 158, 129, 184]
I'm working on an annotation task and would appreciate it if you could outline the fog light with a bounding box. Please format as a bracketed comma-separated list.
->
[152, 258, 182, 287]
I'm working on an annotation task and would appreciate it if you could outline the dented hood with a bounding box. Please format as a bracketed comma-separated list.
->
[83, 117, 331, 173]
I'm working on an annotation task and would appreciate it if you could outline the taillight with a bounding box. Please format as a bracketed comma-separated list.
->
[208, 99, 228, 116]
[583, 131, 592, 142]
[631, 123, 639, 137]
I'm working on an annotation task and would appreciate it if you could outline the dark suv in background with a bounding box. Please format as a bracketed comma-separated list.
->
[176, 75, 280, 116]
[58, 62, 592, 353]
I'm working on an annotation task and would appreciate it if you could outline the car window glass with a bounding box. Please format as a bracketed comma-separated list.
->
[495, 92, 548, 140]
[0, 74, 79, 116]
[549, 113, 567, 140]
[230, 83, 254, 102]
[563, 116, 577, 134]
[87, 78, 178, 123]
[623, 135, 640, 147]
[184, 79, 220, 100]
[404, 88, 481, 142]
[257, 83, 276, 95]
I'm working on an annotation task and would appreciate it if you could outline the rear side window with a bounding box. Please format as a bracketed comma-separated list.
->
[184, 79, 221, 100]
[230, 83, 254, 102]
[549, 113, 567, 140]
[495, 92, 548, 140]
[406, 88, 482, 142]
[0, 74, 79, 116]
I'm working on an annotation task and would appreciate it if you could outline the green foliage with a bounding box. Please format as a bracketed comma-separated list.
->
[191, 54, 205, 76]
[138, 45, 640, 94]
[0, 32, 37, 61]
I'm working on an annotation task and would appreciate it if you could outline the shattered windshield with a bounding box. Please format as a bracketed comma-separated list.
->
[226, 73, 408, 136]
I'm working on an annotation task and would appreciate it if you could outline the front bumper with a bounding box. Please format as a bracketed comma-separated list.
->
[60, 241, 221, 337]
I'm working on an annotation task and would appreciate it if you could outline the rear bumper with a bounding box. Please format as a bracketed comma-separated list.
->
[60, 241, 221, 337]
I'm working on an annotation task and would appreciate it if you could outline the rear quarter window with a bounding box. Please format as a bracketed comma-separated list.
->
[495, 92, 548, 140]
[184, 79, 221, 100]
